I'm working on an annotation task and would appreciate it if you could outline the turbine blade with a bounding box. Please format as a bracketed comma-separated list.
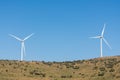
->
[103, 38, 112, 49]
[24, 33, 34, 41]
[101, 24, 106, 36]
[89, 36, 100, 39]
[9, 34, 22, 41]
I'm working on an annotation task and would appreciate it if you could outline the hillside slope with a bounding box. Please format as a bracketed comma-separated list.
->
[0, 56, 120, 80]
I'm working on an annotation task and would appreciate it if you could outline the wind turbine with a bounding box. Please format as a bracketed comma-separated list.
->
[90, 24, 111, 57]
[9, 33, 34, 61]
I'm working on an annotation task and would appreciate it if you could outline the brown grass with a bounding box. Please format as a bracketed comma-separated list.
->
[0, 56, 120, 80]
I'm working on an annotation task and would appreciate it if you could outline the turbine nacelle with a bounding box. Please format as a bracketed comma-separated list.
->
[98, 36, 104, 39]
[99, 36, 103, 39]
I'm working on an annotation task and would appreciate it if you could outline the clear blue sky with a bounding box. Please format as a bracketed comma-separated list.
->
[0, 0, 120, 61]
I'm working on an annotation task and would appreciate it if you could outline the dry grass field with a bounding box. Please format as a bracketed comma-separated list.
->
[0, 56, 120, 80]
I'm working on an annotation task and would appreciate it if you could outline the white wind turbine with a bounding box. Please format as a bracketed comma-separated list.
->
[90, 24, 111, 57]
[9, 33, 34, 61]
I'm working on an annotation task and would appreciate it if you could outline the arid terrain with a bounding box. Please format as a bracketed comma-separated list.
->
[0, 56, 120, 80]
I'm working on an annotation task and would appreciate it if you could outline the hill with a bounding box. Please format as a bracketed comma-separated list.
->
[0, 56, 120, 80]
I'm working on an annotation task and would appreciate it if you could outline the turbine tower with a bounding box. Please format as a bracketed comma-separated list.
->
[9, 33, 34, 61]
[90, 24, 111, 57]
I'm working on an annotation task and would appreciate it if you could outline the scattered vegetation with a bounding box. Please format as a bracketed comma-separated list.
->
[0, 56, 120, 80]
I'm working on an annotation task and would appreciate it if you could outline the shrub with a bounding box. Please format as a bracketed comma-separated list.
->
[30, 70, 46, 77]
[72, 66, 79, 69]
[99, 67, 105, 71]
[105, 63, 113, 68]
[61, 75, 72, 78]
[93, 66, 98, 70]
[116, 74, 120, 78]
[98, 72, 104, 76]
[6, 69, 8, 72]
[109, 68, 115, 72]
[61, 75, 66, 78]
